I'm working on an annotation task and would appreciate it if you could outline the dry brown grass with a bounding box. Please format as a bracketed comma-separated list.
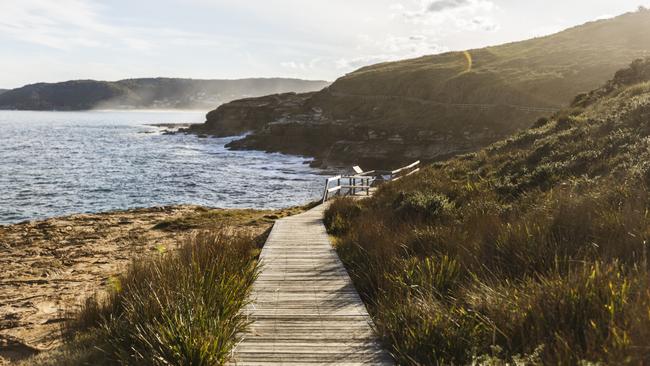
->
[325, 59, 650, 364]
[25, 228, 262, 366]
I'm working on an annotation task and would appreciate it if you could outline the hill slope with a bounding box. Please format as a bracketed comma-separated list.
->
[0, 78, 330, 111]
[324, 58, 650, 364]
[192, 9, 650, 168]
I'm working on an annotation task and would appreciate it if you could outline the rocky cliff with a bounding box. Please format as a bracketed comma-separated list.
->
[188, 9, 650, 169]
[188, 92, 315, 136]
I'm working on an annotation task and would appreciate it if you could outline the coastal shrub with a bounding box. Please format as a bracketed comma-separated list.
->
[388, 255, 462, 299]
[473, 262, 650, 364]
[327, 177, 650, 364]
[32, 229, 260, 366]
[323, 197, 363, 235]
[392, 191, 453, 220]
[324, 61, 650, 365]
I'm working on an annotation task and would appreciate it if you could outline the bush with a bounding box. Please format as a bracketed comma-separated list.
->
[323, 197, 363, 235]
[32, 229, 260, 366]
[393, 191, 453, 220]
[325, 64, 650, 364]
[326, 175, 650, 364]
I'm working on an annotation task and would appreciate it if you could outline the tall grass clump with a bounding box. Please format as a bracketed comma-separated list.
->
[31, 229, 260, 366]
[326, 60, 650, 365]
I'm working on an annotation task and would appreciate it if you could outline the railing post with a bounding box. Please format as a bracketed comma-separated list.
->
[323, 178, 329, 203]
[337, 178, 341, 196]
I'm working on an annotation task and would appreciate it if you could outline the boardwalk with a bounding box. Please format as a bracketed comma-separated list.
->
[230, 204, 393, 365]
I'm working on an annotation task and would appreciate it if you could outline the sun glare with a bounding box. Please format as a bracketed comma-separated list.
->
[463, 50, 473, 73]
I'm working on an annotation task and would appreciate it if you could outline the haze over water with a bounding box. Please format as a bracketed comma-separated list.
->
[0, 110, 325, 224]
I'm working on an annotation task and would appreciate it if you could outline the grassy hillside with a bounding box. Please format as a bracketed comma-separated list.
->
[322, 9, 650, 128]
[0, 78, 329, 111]
[201, 9, 650, 168]
[324, 59, 650, 364]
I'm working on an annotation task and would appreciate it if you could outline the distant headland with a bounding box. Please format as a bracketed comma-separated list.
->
[0, 78, 330, 111]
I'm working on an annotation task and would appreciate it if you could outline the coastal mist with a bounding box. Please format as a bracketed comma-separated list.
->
[0, 110, 324, 224]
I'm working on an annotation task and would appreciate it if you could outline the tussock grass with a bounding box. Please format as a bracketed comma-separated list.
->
[326, 59, 650, 364]
[28, 229, 260, 366]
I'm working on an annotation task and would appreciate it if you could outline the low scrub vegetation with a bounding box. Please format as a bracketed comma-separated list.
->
[27, 229, 260, 365]
[325, 59, 650, 364]
[153, 204, 317, 232]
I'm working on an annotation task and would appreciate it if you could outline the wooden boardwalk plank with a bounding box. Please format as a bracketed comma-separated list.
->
[229, 204, 393, 365]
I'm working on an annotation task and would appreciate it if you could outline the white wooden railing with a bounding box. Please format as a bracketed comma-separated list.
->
[322, 161, 420, 202]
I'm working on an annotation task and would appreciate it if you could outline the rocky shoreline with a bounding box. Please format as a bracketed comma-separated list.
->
[182, 90, 520, 169]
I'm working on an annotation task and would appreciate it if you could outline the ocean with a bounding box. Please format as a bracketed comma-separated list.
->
[0, 110, 326, 224]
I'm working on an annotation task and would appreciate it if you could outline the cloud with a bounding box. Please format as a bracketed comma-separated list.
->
[394, 0, 499, 34]
[459, 16, 500, 31]
[281, 61, 307, 69]
[427, 0, 472, 12]
[333, 0, 499, 73]
[335, 34, 448, 70]
[281, 58, 324, 71]
[0, 0, 109, 49]
[400, 0, 496, 25]
[0, 0, 219, 51]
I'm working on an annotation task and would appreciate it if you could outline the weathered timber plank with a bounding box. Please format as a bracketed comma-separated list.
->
[228, 204, 393, 365]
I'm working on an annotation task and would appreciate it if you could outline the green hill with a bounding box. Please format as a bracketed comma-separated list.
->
[324, 58, 650, 364]
[194, 9, 650, 168]
[0, 78, 330, 111]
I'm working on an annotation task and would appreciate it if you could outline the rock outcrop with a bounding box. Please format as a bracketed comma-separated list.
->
[188, 92, 315, 136]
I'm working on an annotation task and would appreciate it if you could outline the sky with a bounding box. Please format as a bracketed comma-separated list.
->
[1, 0, 649, 89]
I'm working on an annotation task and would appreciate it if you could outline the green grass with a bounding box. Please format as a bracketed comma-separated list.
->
[325, 59, 650, 364]
[319, 9, 650, 135]
[26, 228, 261, 365]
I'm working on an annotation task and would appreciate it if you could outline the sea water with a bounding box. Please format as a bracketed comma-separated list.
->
[0, 110, 326, 224]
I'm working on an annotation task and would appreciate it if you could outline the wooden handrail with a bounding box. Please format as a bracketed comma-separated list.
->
[322, 161, 420, 202]
[391, 160, 420, 175]
[353, 170, 377, 176]
[391, 167, 421, 181]
[326, 175, 342, 182]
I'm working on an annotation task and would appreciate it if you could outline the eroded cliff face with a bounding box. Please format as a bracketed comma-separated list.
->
[191, 90, 509, 168]
[188, 92, 314, 136]
[229, 125, 502, 168]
